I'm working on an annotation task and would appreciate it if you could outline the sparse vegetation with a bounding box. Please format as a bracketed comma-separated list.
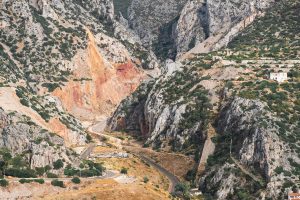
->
[120, 167, 128, 174]
[53, 159, 64, 169]
[51, 179, 65, 188]
[0, 179, 8, 187]
[19, 178, 44, 184]
[47, 172, 58, 178]
[143, 176, 149, 183]
[71, 177, 81, 184]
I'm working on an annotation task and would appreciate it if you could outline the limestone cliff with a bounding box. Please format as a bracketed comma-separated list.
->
[127, 0, 187, 47]
[0, 108, 77, 169]
[117, 0, 274, 59]
[200, 97, 294, 199]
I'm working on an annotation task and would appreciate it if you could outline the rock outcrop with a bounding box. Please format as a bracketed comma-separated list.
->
[109, 60, 211, 152]
[200, 96, 296, 199]
[174, 0, 208, 56]
[0, 108, 76, 168]
[121, 0, 274, 59]
[127, 0, 187, 47]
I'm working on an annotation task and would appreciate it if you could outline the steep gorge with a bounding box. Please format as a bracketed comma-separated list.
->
[116, 0, 275, 60]
[0, 0, 299, 199]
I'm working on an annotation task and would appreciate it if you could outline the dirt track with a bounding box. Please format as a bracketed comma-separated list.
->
[138, 155, 180, 193]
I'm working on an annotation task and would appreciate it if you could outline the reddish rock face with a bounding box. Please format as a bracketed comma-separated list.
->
[53, 30, 144, 121]
[48, 118, 73, 146]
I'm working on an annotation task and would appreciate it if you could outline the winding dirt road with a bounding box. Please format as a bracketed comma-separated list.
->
[138, 154, 180, 193]
[88, 120, 180, 193]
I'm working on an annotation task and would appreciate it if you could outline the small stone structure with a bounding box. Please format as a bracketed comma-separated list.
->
[269, 72, 288, 83]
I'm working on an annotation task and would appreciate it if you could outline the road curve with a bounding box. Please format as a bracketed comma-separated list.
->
[87, 121, 180, 193]
[137, 154, 180, 193]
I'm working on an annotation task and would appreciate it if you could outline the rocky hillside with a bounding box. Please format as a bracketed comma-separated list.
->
[0, 0, 299, 198]
[0, 0, 160, 177]
[114, 0, 274, 60]
[0, 0, 160, 145]
[109, 0, 300, 198]
[0, 107, 76, 168]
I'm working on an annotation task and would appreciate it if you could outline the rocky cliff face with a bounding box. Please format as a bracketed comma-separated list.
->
[109, 60, 212, 152]
[127, 0, 187, 47]
[200, 97, 294, 199]
[0, 108, 76, 168]
[180, 0, 275, 58]
[173, 0, 208, 56]
[75, 0, 115, 22]
[119, 0, 274, 59]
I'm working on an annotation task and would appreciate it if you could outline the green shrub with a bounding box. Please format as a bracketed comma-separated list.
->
[274, 166, 284, 174]
[236, 189, 252, 200]
[53, 159, 64, 169]
[0, 179, 8, 187]
[35, 166, 47, 176]
[143, 143, 150, 148]
[41, 83, 60, 92]
[175, 182, 190, 198]
[51, 179, 64, 188]
[34, 179, 45, 184]
[225, 81, 234, 89]
[64, 167, 79, 177]
[2, 152, 12, 161]
[143, 176, 149, 183]
[5, 168, 36, 178]
[120, 167, 128, 174]
[80, 169, 101, 177]
[46, 172, 58, 178]
[10, 156, 26, 168]
[19, 179, 32, 184]
[19, 178, 45, 184]
[20, 98, 30, 107]
[185, 169, 196, 181]
[283, 180, 294, 189]
[86, 134, 92, 143]
[71, 177, 81, 184]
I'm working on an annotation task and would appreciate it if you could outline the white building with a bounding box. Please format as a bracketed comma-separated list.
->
[269, 72, 288, 83]
[288, 193, 300, 200]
